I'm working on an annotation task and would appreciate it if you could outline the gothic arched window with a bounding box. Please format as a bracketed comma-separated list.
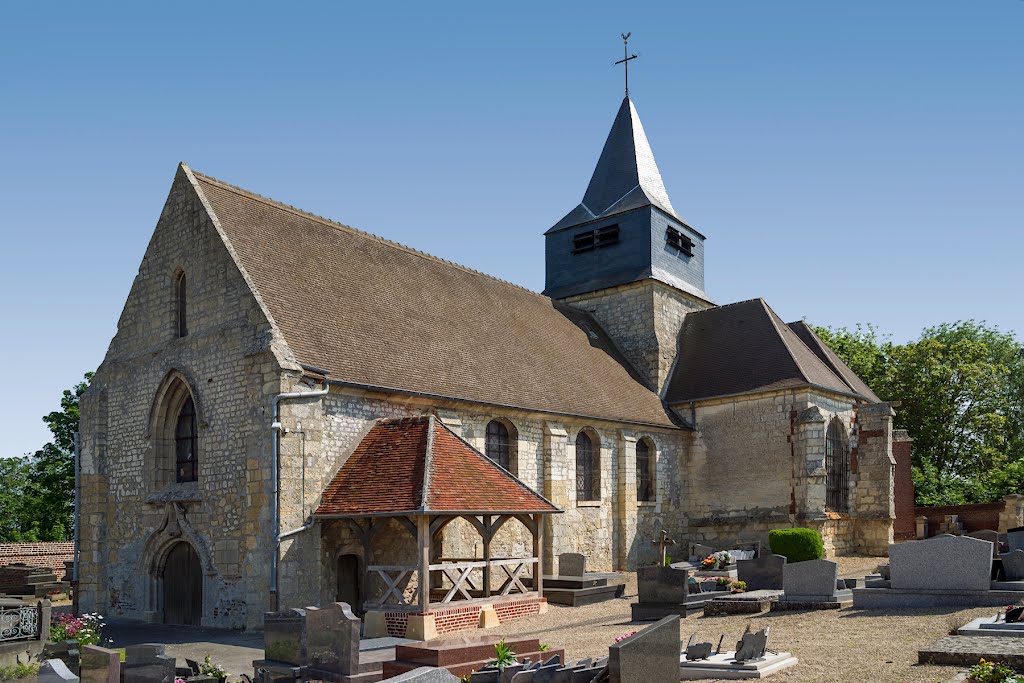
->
[637, 438, 656, 502]
[825, 418, 849, 512]
[576, 430, 599, 501]
[485, 419, 514, 472]
[175, 396, 198, 483]
[175, 272, 188, 338]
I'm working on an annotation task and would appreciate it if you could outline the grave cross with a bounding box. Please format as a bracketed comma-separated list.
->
[652, 529, 675, 566]
[614, 32, 639, 96]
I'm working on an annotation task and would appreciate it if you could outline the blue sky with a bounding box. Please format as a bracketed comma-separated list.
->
[1, 1, 1021, 458]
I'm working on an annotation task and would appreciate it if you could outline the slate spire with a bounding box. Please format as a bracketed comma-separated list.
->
[583, 96, 676, 218]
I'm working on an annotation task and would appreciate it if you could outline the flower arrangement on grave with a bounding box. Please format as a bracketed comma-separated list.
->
[967, 658, 1021, 683]
[614, 631, 637, 643]
[199, 655, 228, 681]
[700, 551, 733, 570]
[487, 639, 518, 670]
[50, 612, 104, 646]
[732, 580, 748, 593]
[715, 577, 731, 589]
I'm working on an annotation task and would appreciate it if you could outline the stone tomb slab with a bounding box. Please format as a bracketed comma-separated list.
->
[558, 553, 586, 577]
[919, 635, 1024, 668]
[958, 615, 1024, 638]
[779, 560, 842, 602]
[853, 587, 1024, 609]
[383, 668, 459, 682]
[889, 535, 992, 591]
[1001, 550, 1024, 581]
[80, 645, 121, 683]
[678, 651, 798, 680]
[704, 590, 783, 616]
[383, 636, 563, 680]
[737, 554, 786, 592]
[967, 530, 1002, 556]
[39, 659, 79, 683]
[1007, 526, 1024, 553]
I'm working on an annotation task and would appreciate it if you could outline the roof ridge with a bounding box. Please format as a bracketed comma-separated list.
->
[761, 300, 816, 385]
[190, 169, 546, 300]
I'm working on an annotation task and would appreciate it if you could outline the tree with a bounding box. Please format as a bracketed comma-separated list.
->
[815, 321, 1024, 506]
[0, 373, 92, 542]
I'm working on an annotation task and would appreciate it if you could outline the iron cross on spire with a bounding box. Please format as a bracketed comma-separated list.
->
[615, 32, 638, 96]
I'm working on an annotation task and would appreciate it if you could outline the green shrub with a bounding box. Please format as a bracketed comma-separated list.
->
[768, 528, 824, 563]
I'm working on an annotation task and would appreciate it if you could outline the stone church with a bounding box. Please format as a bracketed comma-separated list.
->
[78, 93, 899, 631]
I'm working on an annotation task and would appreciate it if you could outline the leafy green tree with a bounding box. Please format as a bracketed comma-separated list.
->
[0, 373, 92, 542]
[815, 320, 1024, 506]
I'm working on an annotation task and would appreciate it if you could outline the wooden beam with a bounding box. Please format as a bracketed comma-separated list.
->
[482, 515, 492, 598]
[417, 515, 430, 613]
[395, 516, 418, 540]
[533, 513, 544, 596]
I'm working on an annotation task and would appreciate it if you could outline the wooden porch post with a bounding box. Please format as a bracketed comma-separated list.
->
[533, 513, 544, 596]
[482, 515, 492, 598]
[417, 514, 430, 613]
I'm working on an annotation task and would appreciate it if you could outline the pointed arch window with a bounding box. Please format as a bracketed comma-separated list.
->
[175, 272, 188, 338]
[485, 419, 513, 472]
[637, 438, 656, 502]
[576, 430, 599, 501]
[175, 396, 198, 483]
[825, 418, 849, 512]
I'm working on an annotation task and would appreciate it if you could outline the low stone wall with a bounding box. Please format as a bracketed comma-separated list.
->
[0, 543, 73, 581]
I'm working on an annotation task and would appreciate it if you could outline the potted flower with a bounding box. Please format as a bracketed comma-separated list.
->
[199, 655, 228, 683]
[967, 658, 1020, 682]
[700, 551, 733, 571]
[732, 580, 748, 594]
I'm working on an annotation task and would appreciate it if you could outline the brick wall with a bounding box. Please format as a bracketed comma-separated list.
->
[892, 431, 916, 540]
[915, 502, 1003, 535]
[493, 597, 544, 623]
[0, 543, 74, 580]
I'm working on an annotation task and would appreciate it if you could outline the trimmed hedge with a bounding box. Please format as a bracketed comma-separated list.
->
[768, 527, 824, 563]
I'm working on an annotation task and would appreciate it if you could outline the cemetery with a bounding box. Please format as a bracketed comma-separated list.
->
[15, 529, 1024, 683]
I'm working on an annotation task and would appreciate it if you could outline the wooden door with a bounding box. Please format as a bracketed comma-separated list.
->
[163, 542, 202, 625]
[336, 554, 361, 614]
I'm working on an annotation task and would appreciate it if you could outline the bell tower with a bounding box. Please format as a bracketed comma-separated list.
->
[543, 95, 712, 393]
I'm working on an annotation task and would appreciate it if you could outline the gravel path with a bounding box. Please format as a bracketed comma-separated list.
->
[490, 557, 993, 682]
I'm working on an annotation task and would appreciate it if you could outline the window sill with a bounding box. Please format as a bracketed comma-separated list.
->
[637, 501, 657, 508]
[146, 481, 201, 504]
[576, 500, 603, 508]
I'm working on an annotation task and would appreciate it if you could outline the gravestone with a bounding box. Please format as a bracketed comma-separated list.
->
[608, 616, 680, 683]
[967, 530, 1001, 557]
[558, 553, 586, 578]
[684, 634, 713, 661]
[1001, 550, 1024, 581]
[889, 535, 993, 591]
[1008, 527, 1024, 553]
[123, 644, 176, 683]
[734, 627, 770, 662]
[637, 565, 688, 605]
[39, 660, 79, 683]
[470, 669, 500, 683]
[263, 608, 308, 665]
[81, 645, 121, 683]
[305, 602, 360, 675]
[689, 543, 714, 562]
[737, 554, 786, 591]
[782, 560, 839, 601]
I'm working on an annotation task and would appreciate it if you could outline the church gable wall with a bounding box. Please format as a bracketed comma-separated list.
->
[77, 169, 284, 629]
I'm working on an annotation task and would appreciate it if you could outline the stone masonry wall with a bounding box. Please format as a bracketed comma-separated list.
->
[77, 167, 297, 629]
[561, 280, 709, 394]
[678, 388, 885, 558]
[273, 386, 688, 613]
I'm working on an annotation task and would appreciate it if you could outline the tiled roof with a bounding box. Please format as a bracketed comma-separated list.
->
[664, 298, 871, 404]
[187, 166, 679, 429]
[787, 321, 882, 402]
[314, 416, 560, 516]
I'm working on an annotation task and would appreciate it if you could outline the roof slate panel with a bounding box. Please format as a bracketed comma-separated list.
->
[787, 321, 882, 402]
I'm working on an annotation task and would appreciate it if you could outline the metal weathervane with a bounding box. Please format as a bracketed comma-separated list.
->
[614, 32, 638, 96]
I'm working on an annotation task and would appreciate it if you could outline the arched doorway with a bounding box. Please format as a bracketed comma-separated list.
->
[336, 554, 362, 614]
[163, 542, 202, 625]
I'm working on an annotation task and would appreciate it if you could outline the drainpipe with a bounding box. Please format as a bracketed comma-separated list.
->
[73, 431, 80, 583]
[270, 372, 329, 609]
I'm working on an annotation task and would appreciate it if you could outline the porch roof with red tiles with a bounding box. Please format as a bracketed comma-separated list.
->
[314, 416, 561, 517]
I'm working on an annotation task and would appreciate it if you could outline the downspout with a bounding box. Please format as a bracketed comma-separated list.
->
[73, 431, 80, 583]
[270, 373, 329, 609]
